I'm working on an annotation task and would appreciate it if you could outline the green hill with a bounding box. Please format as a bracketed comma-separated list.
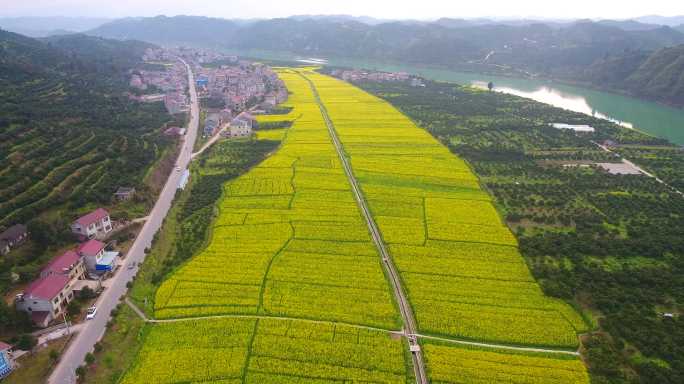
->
[0, 30, 173, 292]
[625, 45, 684, 105]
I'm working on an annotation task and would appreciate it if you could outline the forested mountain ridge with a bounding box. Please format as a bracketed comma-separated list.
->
[43, 33, 155, 74]
[1, 31, 154, 85]
[87, 16, 684, 60]
[0, 29, 173, 292]
[87, 16, 684, 106]
[625, 45, 684, 106]
[0, 16, 110, 37]
[86, 15, 243, 47]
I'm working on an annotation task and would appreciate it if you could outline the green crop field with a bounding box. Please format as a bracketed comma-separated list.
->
[122, 68, 589, 383]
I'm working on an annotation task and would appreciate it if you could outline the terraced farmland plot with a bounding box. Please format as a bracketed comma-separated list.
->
[423, 342, 589, 384]
[247, 319, 407, 383]
[306, 71, 588, 349]
[121, 318, 408, 384]
[120, 318, 254, 384]
[154, 70, 399, 329]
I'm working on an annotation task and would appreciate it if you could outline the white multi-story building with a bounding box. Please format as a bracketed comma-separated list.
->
[15, 250, 85, 327]
[70, 208, 112, 239]
[77, 239, 115, 275]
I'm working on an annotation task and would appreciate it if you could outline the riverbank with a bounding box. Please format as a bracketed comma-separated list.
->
[226, 49, 684, 145]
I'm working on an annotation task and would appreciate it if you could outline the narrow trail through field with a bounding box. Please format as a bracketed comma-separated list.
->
[125, 296, 579, 357]
[413, 333, 580, 356]
[297, 71, 429, 384]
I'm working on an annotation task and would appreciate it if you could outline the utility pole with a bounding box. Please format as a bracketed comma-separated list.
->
[63, 312, 70, 335]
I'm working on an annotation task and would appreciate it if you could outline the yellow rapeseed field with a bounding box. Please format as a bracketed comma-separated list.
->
[154, 71, 400, 329]
[307, 71, 588, 349]
[122, 67, 589, 384]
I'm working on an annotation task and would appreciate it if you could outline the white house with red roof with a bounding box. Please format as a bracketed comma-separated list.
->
[70, 208, 112, 239]
[41, 250, 86, 281]
[78, 239, 116, 275]
[15, 249, 88, 327]
[15, 274, 71, 327]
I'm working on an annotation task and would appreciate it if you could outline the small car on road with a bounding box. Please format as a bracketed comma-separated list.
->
[86, 306, 97, 320]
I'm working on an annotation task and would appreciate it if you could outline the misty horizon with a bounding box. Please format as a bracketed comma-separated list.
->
[1, 0, 683, 21]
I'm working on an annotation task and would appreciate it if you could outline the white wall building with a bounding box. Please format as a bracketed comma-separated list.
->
[71, 208, 112, 239]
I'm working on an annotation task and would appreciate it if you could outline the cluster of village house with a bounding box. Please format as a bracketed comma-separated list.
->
[7, 207, 122, 329]
[0, 210, 115, 379]
[197, 60, 288, 138]
[131, 48, 288, 140]
[2, 51, 290, 341]
[1, 50, 293, 377]
[330, 69, 425, 86]
[129, 49, 190, 115]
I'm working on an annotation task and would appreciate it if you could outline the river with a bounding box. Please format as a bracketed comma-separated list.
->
[229, 49, 684, 145]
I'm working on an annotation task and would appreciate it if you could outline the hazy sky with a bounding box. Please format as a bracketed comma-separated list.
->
[0, 0, 682, 20]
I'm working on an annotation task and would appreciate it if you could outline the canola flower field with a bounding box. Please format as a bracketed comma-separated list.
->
[121, 68, 590, 383]
[309, 71, 588, 349]
[423, 342, 589, 384]
[121, 318, 408, 384]
[154, 70, 399, 329]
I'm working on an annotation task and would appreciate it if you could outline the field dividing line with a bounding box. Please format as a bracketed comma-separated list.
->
[125, 298, 578, 356]
[297, 70, 429, 384]
[412, 333, 580, 356]
[124, 297, 402, 335]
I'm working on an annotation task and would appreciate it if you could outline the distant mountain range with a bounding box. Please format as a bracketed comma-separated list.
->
[2, 14, 684, 106]
[80, 15, 684, 106]
[0, 29, 151, 81]
[0, 16, 111, 37]
[634, 15, 684, 27]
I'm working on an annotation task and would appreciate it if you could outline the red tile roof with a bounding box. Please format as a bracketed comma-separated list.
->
[77, 239, 105, 257]
[24, 274, 69, 300]
[74, 208, 109, 227]
[237, 111, 254, 120]
[164, 126, 182, 135]
[42, 250, 80, 275]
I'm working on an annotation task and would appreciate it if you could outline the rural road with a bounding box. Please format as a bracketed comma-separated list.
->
[192, 123, 228, 159]
[591, 140, 683, 196]
[301, 72, 429, 384]
[48, 57, 200, 384]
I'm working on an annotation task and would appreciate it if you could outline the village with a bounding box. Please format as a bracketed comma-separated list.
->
[0, 204, 129, 379]
[196, 56, 288, 139]
[129, 49, 190, 115]
[131, 47, 288, 141]
[329, 68, 425, 87]
[0, 47, 289, 380]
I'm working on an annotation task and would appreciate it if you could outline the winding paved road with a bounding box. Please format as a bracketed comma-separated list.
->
[48, 57, 200, 384]
[300, 72, 429, 384]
